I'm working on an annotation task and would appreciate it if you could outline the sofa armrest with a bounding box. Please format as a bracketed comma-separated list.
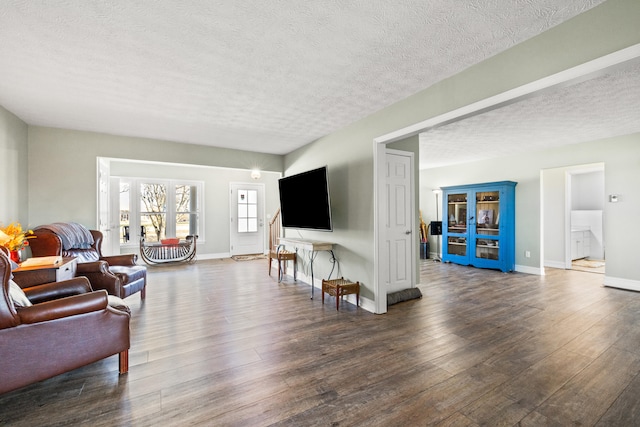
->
[23, 277, 93, 304]
[100, 254, 138, 266]
[77, 260, 111, 274]
[76, 260, 121, 297]
[18, 290, 109, 324]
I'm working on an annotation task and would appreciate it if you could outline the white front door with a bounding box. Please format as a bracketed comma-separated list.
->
[385, 150, 415, 295]
[230, 183, 265, 255]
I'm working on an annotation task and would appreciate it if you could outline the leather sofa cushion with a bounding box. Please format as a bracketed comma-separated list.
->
[109, 265, 146, 285]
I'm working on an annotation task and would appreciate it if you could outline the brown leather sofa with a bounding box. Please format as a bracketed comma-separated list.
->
[0, 248, 130, 395]
[29, 224, 147, 300]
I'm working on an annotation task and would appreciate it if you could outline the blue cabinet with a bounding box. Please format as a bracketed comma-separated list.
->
[441, 181, 517, 272]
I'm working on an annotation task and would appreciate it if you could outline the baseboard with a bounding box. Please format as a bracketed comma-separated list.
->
[604, 275, 640, 292]
[197, 252, 231, 260]
[515, 264, 544, 275]
[281, 270, 375, 313]
[544, 260, 566, 269]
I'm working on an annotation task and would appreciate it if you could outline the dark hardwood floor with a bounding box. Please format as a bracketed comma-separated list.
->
[2, 257, 640, 426]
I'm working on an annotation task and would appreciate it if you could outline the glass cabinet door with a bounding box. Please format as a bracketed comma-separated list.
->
[446, 192, 467, 256]
[475, 190, 500, 261]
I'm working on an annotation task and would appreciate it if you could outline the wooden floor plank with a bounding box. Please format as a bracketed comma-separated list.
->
[2, 259, 640, 425]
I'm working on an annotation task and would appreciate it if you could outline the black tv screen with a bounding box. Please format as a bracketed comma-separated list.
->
[278, 166, 333, 231]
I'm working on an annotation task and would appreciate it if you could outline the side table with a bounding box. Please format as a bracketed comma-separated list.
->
[12, 257, 78, 288]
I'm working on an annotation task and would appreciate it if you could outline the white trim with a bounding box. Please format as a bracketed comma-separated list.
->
[373, 141, 387, 314]
[197, 252, 231, 260]
[515, 264, 545, 275]
[375, 43, 640, 145]
[544, 260, 566, 269]
[604, 276, 640, 292]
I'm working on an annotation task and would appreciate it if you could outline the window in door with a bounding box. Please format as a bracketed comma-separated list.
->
[119, 182, 130, 244]
[237, 189, 258, 233]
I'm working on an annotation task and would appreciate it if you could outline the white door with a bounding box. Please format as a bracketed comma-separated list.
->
[108, 177, 122, 255]
[97, 158, 118, 255]
[385, 150, 415, 294]
[230, 183, 265, 255]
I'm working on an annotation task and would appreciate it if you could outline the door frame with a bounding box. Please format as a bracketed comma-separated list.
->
[564, 163, 605, 269]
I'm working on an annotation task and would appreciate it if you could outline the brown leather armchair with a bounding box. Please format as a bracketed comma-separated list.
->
[29, 224, 147, 300]
[0, 248, 130, 395]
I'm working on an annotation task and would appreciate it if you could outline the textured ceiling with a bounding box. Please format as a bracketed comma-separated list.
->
[0, 0, 611, 159]
[419, 58, 640, 169]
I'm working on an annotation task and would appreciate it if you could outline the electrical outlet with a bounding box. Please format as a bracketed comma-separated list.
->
[525, 251, 531, 258]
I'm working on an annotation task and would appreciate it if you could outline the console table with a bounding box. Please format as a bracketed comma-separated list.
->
[279, 238, 334, 299]
[12, 257, 78, 288]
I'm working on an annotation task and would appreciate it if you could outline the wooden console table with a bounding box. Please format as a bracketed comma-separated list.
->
[279, 238, 334, 299]
[12, 257, 78, 288]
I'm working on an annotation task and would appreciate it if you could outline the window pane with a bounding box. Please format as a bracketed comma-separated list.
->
[247, 190, 257, 204]
[141, 214, 166, 242]
[140, 183, 167, 212]
[140, 183, 167, 242]
[237, 188, 258, 234]
[176, 213, 189, 240]
[120, 182, 130, 244]
[175, 185, 191, 212]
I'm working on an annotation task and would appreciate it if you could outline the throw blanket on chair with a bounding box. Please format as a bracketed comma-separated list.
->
[36, 222, 95, 250]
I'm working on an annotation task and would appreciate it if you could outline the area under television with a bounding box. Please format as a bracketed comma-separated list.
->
[278, 166, 333, 231]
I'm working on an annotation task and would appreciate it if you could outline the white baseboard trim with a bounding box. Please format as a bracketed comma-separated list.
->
[604, 276, 640, 292]
[281, 270, 376, 313]
[197, 252, 231, 260]
[544, 260, 566, 269]
[515, 264, 544, 275]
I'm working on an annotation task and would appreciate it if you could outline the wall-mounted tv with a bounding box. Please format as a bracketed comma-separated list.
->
[278, 166, 333, 231]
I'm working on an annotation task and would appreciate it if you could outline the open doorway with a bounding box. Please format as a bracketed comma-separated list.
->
[568, 166, 605, 274]
[542, 162, 605, 274]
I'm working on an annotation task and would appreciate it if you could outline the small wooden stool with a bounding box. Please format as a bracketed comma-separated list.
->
[269, 247, 297, 282]
[322, 277, 360, 311]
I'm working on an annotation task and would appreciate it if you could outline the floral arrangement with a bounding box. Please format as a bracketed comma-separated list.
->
[0, 222, 33, 252]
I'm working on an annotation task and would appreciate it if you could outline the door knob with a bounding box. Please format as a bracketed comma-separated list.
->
[405, 230, 412, 235]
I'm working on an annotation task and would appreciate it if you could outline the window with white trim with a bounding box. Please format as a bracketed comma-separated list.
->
[118, 178, 203, 245]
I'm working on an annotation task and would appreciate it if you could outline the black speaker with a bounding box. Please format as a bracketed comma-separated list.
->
[430, 221, 442, 236]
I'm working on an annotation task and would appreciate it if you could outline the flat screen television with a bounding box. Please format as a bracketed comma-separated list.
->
[278, 166, 333, 231]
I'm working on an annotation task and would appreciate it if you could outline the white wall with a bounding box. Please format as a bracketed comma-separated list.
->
[284, 0, 640, 309]
[572, 171, 605, 210]
[420, 135, 640, 285]
[27, 126, 284, 226]
[542, 167, 565, 268]
[0, 106, 28, 225]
